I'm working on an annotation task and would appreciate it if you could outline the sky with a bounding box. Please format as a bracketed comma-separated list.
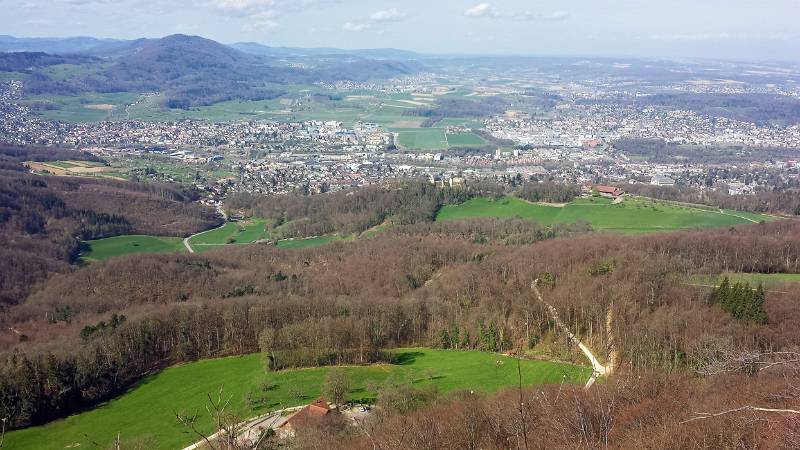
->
[3, 0, 800, 61]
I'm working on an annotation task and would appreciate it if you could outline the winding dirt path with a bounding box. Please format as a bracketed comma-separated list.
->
[531, 279, 614, 389]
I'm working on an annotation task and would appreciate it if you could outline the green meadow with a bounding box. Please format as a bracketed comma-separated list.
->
[436, 196, 772, 233]
[446, 132, 486, 146]
[188, 219, 270, 253]
[81, 235, 185, 261]
[690, 272, 800, 288]
[5, 348, 588, 450]
[391, 128, 448, 149]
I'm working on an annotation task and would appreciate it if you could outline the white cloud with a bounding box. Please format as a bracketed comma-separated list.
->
[210, 0, 342, 18]
[210, 0, 340, 33]
[369, 7, 406, 23]
[342, 6, 406, 32]
[343, 21, 370, 32]
[465, 3, 568, 22]
[465, 3, 495, 18]
[211, 0, 276, 15]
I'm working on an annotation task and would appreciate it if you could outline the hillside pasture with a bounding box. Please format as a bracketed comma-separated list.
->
[188, 218, 270, 253]
[436, 196, 773, 233]
[4, 348, 587, 450]
[81, 235, 185, 261]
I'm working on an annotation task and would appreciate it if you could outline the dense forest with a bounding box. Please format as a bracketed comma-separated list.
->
[0, 145, 221, 306]
[225, 181, 494, 240]
[1, 150, 799, 447]
[2, 217, 799, 435]
[517, 181, 581, 204]
[225, 180, 584, 241]
[0, 52, 99, 73]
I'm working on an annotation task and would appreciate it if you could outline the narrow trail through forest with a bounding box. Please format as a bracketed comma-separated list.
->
[531, 279, 615, 389]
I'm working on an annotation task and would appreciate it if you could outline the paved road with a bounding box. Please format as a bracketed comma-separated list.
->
[181, 404, 369, 450]
[183, 205, 228, 254]
[181, 407, 299, 450]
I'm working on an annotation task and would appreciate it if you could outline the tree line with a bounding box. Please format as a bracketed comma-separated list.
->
[2, 219, 800, 429]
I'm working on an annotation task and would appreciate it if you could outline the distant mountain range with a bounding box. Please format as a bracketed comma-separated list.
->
[0, 34, 420, 61]
[0, 34, 424, 108]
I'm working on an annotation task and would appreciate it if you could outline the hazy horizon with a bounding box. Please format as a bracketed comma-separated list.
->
[2, 0, 799, 62]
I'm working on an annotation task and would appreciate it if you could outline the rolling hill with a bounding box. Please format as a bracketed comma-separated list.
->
[1, 34, 426, 108]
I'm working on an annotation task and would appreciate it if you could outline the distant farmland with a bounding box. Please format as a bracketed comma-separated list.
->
[436, 196, 773, 233]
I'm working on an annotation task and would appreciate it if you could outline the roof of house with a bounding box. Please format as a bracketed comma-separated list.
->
[278, 398, 333, 430]
[595, 185, 623, 194]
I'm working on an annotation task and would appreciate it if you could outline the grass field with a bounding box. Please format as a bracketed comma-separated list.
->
[188, 219, 270, 253]
[26, 160, 118, 179]
[5, 349, 588, 450]
[690, 272, 800, 288]
[436, 196, 773, 233]
[446, 132, 486, 146]
[25, 92, 139, 123]
[392, 128, 448, 149]
[81, 235, 185, 261]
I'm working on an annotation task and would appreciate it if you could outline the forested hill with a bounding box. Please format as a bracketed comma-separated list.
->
[0, 145, 222, 306]
[2, 34, 425, 108]
[1, 218, 799, 440]
[0, 52, 99, 72]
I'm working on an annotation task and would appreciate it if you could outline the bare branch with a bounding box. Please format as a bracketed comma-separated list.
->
[176, 410, 217, 450]
[681, 406, 800, 424]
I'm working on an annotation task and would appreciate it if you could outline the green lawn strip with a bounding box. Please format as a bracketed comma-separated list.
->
[445, 132, 486, 146]
[689, 272, 800, 288]
[81, 235, 185, 261]
[436, 196, 770, 233]
[390, 128, 448, 149]
[5, 349, 587, 450]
